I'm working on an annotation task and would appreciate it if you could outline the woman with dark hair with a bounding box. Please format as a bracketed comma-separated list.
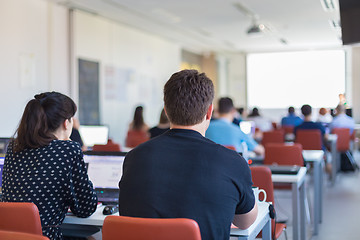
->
[126, 106, 149, 148]
[148, 108, 170, 138]
[2, 92, 97, 240]
[129, 106, 149, 131]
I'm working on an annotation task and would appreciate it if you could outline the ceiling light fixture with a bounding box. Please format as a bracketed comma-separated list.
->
[320, 0, 338, 12]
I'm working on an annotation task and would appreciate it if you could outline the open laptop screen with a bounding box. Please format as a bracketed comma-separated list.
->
[83, 152, 126, 189]
[79, 125, 109, 147]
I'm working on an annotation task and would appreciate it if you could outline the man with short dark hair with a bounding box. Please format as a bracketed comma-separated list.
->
[206, 97, 264, 155]
[295, 104, 328, 145]
[281, 106, 303, 127]
[119, 70, 258, 240]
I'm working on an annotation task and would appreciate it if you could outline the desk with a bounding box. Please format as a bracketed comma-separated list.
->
[302, 150, 324, 235]
[230, 202, 271, 240]
[327, 134, 338, 185]
[249, 150, 322, 237]
[272, 167, 307, 240]
[64, 203, 271, 240]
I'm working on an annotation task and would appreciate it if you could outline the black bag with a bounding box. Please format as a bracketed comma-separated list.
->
[340, 152, 359, 172]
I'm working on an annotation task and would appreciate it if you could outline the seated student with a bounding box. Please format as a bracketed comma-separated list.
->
[295, 104, 328, 147]
[119, 70, 258, 240]
[317, 108, 333, 124]
[329, 104, 355, 134]
[281, 106, 303, 127]
[148, 108, 170, 138]
[128, 105, 149, 132]
[206, 97, 264, 156]
[247, 107, 272, 132]
[2, 92, 98, 240]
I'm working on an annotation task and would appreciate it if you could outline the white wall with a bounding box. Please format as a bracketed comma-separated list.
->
[73, 11, 181, 145]
[216, 52, 247, 108]
[0, 0, 69, 137]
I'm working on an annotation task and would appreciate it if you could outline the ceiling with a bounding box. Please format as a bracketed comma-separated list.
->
[50, 0, 343, 53]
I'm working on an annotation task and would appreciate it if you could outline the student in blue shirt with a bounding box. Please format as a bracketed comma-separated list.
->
[206, 97, 264, 156]
[281, 106, 303, 127]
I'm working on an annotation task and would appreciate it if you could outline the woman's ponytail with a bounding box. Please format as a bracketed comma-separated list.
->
[14, 92, 77, 152]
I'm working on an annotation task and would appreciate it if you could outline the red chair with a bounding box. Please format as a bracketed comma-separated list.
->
[262, 131, 285, 147]
[93, 139, 121, 152]
[264, 143, 304, 190]
[0, 230, 49, 240]
[250, 166, 287, 240]
[282, 126, 294, 135]
[264, 143, 304, 166]
[332, 128, 359, 170]
[102, 216, 201, 240]
[295, 129, 322, 150]
[0, 202, 43, 235]
[125, 130, 150, 148]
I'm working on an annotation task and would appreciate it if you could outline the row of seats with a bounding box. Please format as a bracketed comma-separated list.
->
[0, 202, 201, 240]
[92, 130, 150, 152]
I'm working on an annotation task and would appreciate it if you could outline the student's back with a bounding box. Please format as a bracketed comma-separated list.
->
[2, 92, 97, 240]
[119, 129, 253, 240]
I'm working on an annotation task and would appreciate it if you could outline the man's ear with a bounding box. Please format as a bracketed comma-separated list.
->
[206, 104, 214, 120]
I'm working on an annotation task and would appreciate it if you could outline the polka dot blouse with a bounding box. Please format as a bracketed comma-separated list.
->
[2, 140, 98, 240]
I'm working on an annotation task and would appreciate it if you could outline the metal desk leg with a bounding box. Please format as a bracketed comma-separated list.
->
[300, 182, 306, 240]
[292, 182, 300, 240]
[262, 217, 271, 240]
[313, 160, 320, 235]
[320, 160, 324, 223]
[331, 140, 338, 186]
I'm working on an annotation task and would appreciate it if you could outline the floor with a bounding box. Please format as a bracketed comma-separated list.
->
[274, 152, 360, 240]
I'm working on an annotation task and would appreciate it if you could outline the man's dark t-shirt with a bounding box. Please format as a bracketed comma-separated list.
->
[119, 129, 255, 240]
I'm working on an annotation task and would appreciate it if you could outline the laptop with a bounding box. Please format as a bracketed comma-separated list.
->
[83, 151, 126, 204]
[267, 165, 301, 175]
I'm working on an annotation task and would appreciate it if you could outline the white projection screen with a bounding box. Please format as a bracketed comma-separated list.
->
[247, 50, 345, 109]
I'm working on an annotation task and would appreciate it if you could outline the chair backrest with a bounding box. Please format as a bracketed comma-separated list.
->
[93, 139, 121, 152]
[295, 129, 322, 150]
[0, 202, 43, 235]
[332, 128, 351, 152]
[224, 145, 236, 151]
[0, 230, 49, 240]
[125, 130, 150, 148]
[102, 216, 201, 240]
[250, 166, 276, 234]
[282, 125, 294, 135]
[264, 143, 304, 166]
[262, 130, 285, 146]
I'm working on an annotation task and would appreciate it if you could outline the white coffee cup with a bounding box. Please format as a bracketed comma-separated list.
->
[252, 187, 267, 203]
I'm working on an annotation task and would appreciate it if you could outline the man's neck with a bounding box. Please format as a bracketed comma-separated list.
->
[304, 115, 312, 121]
[170, 122, 208, 137]
[218, 113, 233, 122]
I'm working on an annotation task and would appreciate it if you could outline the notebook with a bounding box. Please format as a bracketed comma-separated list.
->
[267, 165, 301, 175]
[83, 151, 126, 204]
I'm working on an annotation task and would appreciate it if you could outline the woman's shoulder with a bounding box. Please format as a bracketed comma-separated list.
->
[50, 140, 82, 155]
